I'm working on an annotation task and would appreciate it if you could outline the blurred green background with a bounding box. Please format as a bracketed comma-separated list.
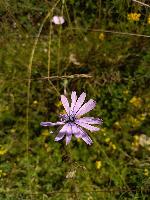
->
[0, 0, 150, 199]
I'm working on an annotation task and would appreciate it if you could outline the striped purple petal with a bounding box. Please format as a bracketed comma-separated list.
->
[40, 122, 65, 126]
[76, 99, 96, 117]
[71, 124, 82, 138]
[65, 124, 72, 145]
[55, 131, 65, 142]
[61, 95, 70, 114]
[66, 134, 72, 145]
[55, 123, 70, 142]
[70, 91, 77, 113]
[73, 92, 86, 114]
[78, 127, 93, 145]
[75, 120, 100, 132]
[76, 117, 102, 125]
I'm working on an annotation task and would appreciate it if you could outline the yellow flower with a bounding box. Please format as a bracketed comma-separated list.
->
[105, 137, 110, 143]
[0, 169, 7, 178]
[101, 128, 107, 136]
[99, 33, 105, 41]
[10, 129, 15, 133]
[132, 135, 140, 151]
[44, 144, 51, 152]
[111, 144, 116, 150]
[138, 113, 147, 121]
[77, 138, 81, 143]
[0, 170, 2, 178]
[0, 148, 7, 155]
[109, 142, 116, 150]
[128, 13, 141, 22]
[55, 101, 62, 108]
[131, 142, 139, 151]
[42, 130, 49, 136]
[33, 100, 38, 105]
[129, 96, 142, 107]
[114, 121, 121, 129]
[134, 135, 139, 141]
[147, 16, 150, 24]
[96, 161, 102, 169]
[123, 90, 129, 95]
[129, 116, 141, 127]
[144, 168, 149, 176]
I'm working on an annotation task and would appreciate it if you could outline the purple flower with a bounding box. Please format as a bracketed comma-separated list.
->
[51, 16, 65, 25]
[40, 91, 103, 145]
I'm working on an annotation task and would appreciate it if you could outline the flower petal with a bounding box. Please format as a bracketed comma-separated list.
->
[55, 131, 65, 141]
[75, 120, 100, 132]
[40, 122, 65, 126]
[52, 16, 65, 25]
[70, 91, 77, 113]
[73, 92, 86, 114]
[55, 123, 69, 142]
[76, 117, 103, 125]
[65, 124, 72, 145]
[71, 124, 82, 138]
[66, 134, 72, 145]
[76, 99, 96, 116]
[61, 95, 70, 114]
[81, 132, 93, 145]
[71, 124, 92, 144]
[78, 127, 93, 145]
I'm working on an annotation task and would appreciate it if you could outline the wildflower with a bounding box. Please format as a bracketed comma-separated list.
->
[99, 33, 105, 41]
[33, 100, 38, 105]
[123, 90, 129, 95]
[129, 96, 142, 107]
[52, 16, 65, 25]
[69, 53, 81, 66]
[138, 113, 147, 121]
[40, 91, 103, 145]
[131, 117, 141, 127]
[55, 101, 62, 108]
[96, 161, 102, 169]
[127, 13, 141, 22]
[111, 144, 116, 150]
[101, 127, 107, 136]
[0, 148, 7, 155]
[66, 169, 76, 178]
[144, 168, 149, 176]
[0, 170, 2, 177]
[109, 142, 116, 150]
[139, 134, 150, 150]
[114, 121, 121, 129]
[147, 16, 150, 24]
[105, 137, 110, 143]
[132, 135, 140, 151]
[42, 130, 49, 137]
[0, 170, 6, 178]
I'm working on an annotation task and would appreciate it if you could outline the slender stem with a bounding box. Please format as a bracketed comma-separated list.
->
[26, 0, 61, 194]
[132, 0, 150, 8]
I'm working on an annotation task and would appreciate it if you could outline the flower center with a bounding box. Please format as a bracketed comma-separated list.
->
[59, 114, 76, 123]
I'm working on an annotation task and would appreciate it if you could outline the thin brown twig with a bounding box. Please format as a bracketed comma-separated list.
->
[71, 28, 150, 38]
[0, 188, 150, 195]
[1, 29, 150, 38]
[0, 74, 92, 83]
[132, 0, 150, 8]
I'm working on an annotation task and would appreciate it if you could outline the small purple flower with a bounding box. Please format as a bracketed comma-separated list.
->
[51, 16, 65, 25]
[40, 91, 103, 145]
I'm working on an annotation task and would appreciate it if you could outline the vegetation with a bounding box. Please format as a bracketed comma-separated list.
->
[0, 0, 150, 199]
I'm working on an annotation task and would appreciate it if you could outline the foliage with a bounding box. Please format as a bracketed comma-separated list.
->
[0, 0, 150, 199]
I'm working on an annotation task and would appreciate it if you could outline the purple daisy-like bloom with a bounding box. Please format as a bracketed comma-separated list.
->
[40, 91, 103, 145]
